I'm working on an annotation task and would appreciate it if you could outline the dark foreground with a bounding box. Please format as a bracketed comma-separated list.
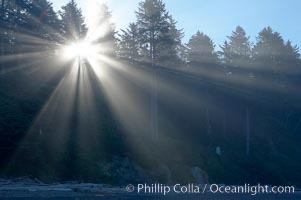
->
[1, 193, 300, 200]
[0, 180, 300, 200]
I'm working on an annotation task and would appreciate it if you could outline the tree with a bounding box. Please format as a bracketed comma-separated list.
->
[60, 0, 87, 42]
[136, 0, 185, 140]
[0, 0, 10, 56]
[187, 31, 218, 65]
[283, 40, 300, 68]
[0, 0, 27, 55]
[252, 26, 301, 84]
[218, 28, 254, 156]
[118, 23, 140, 61]
[17, 0, 63, 53]
[0, 0, 11, 73]
[87, 3, 117, 56]
[27, 0, 62, 42]
[219, 26, 252, 67]
[136, 0, 182, 66]
[157, 16, 184, 65]
[253, 27, 285, 72]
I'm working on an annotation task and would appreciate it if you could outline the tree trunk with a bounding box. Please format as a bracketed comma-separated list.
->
[246, 106, 250, 156]
[206, 108, 211, 135]
[223, 112, 226, 139]
[0, 0, 5, 76]
[150, 64, 158, 140]
[150, 27, 158, 140]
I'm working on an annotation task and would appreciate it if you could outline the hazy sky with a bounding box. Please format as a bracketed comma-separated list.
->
[51, 0, 301, 47]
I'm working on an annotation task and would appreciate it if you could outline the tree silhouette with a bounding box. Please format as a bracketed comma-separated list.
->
[0, 1, 25, 55]
[187, 31, 218, 65]
[136, 0, 181, 66]
[1, 0, 61, 57]
[157, 16, 184, 66]
[90, 3, 116, 56]
[60, 0, 87, 42]
[21, 0, 62, 52]
[29, 0, 62, 40]
[283, 40, 300, 75]
[118, 23, 140, 61]
[252, 27, 297, 84]
[219, 26, 252, 68]
[0, 0, 11, 57]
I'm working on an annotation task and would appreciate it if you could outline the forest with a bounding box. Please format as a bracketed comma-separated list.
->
[0, 0, 301, 185]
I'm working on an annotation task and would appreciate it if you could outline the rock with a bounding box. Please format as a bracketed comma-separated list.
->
[11, 176, 40, 185]
[33, 178, 44, 185]
[216, 146, 222, 156]
[72, 187, 103, 193]
[191, 167, 208, 184]
[155, 164, 172, 184]
[98, 156, 148, 184]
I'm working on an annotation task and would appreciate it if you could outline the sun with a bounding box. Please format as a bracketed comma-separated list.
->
[63, 41, 96, 59]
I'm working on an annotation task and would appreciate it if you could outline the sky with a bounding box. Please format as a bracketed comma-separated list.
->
[51, 0, 301, 48]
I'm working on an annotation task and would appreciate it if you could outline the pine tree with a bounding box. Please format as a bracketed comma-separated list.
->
[0, 0, 10, 73]
[18, 0, 63, 52]
[0, 0, 64, 70]
[136, 0, 182, 66]
[60, 0, 87, 42]
[284, 41, 300, 85]
[136, 0, 182, 140]
[284, 40, 300, 67]
[157, 16, 184, 65]
[118, 23, 140, 61]
[253, 27, 287, 76]
[0, 0, 51, 56]
[253, 27, 300, 84]
[136, 0, 166, 65]
[0, 0, 10, 56]
[88, 3, 116, 56]
[253, 27, 285, 68]
[219, 26, 252, 67]
[28, 0, 62, 42]
[0, 0, 27, 55]
[186, 31, 218, 65]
